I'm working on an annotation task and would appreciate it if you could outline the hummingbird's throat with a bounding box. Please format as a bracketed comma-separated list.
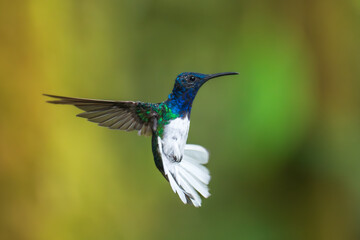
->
[166, 87, 197, 115]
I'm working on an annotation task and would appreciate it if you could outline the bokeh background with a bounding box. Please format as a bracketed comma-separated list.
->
[1, 0, 360, 239]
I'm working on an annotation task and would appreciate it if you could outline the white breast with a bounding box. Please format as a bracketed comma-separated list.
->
[161, 117, 190, 162]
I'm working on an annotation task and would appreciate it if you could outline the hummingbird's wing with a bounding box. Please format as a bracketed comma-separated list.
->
[44, 94, 158, 136]
[156, 136, 211, 207]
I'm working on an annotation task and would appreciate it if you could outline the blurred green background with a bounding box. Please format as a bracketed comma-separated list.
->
[1, 0, 360, 239]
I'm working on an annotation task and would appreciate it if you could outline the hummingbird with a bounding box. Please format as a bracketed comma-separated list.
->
[45, 72, 238, 207]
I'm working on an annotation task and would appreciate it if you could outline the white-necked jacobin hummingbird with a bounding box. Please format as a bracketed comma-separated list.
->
[45, 72, 238, 207]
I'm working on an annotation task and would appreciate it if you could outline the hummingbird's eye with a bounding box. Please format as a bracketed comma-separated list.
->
[189, 76, 195, 81]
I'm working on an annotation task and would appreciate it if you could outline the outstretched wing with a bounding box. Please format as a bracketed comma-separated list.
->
[45, 94, 158, 136]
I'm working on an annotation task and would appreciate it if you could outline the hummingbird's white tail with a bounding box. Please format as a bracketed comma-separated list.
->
[158, 137, 211, 207]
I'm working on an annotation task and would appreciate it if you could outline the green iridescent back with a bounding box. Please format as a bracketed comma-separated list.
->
[136, 102, 180, 137]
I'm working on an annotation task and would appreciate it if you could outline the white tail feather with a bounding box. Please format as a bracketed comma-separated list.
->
[180, 160, 210, 184]
[183, 144, 209, 164]
[158, 137, 211, 207]
[168, 173, 187, 204]
[178, 167, 210, 198]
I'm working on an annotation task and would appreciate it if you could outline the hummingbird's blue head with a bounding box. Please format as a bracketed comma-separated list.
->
[174, 72, 238, 91]
[167, 72, 238, 115]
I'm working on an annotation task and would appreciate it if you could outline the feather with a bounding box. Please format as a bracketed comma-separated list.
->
[184, 144, 209, 164]
[44, 94, 158, 136]
[157, 136, 211, 207]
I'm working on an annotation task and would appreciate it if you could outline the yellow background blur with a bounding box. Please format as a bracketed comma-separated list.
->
[1, 0, 360, 240]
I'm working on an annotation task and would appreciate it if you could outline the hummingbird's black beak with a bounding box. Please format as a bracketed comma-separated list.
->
[204, 72, 239, 82]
